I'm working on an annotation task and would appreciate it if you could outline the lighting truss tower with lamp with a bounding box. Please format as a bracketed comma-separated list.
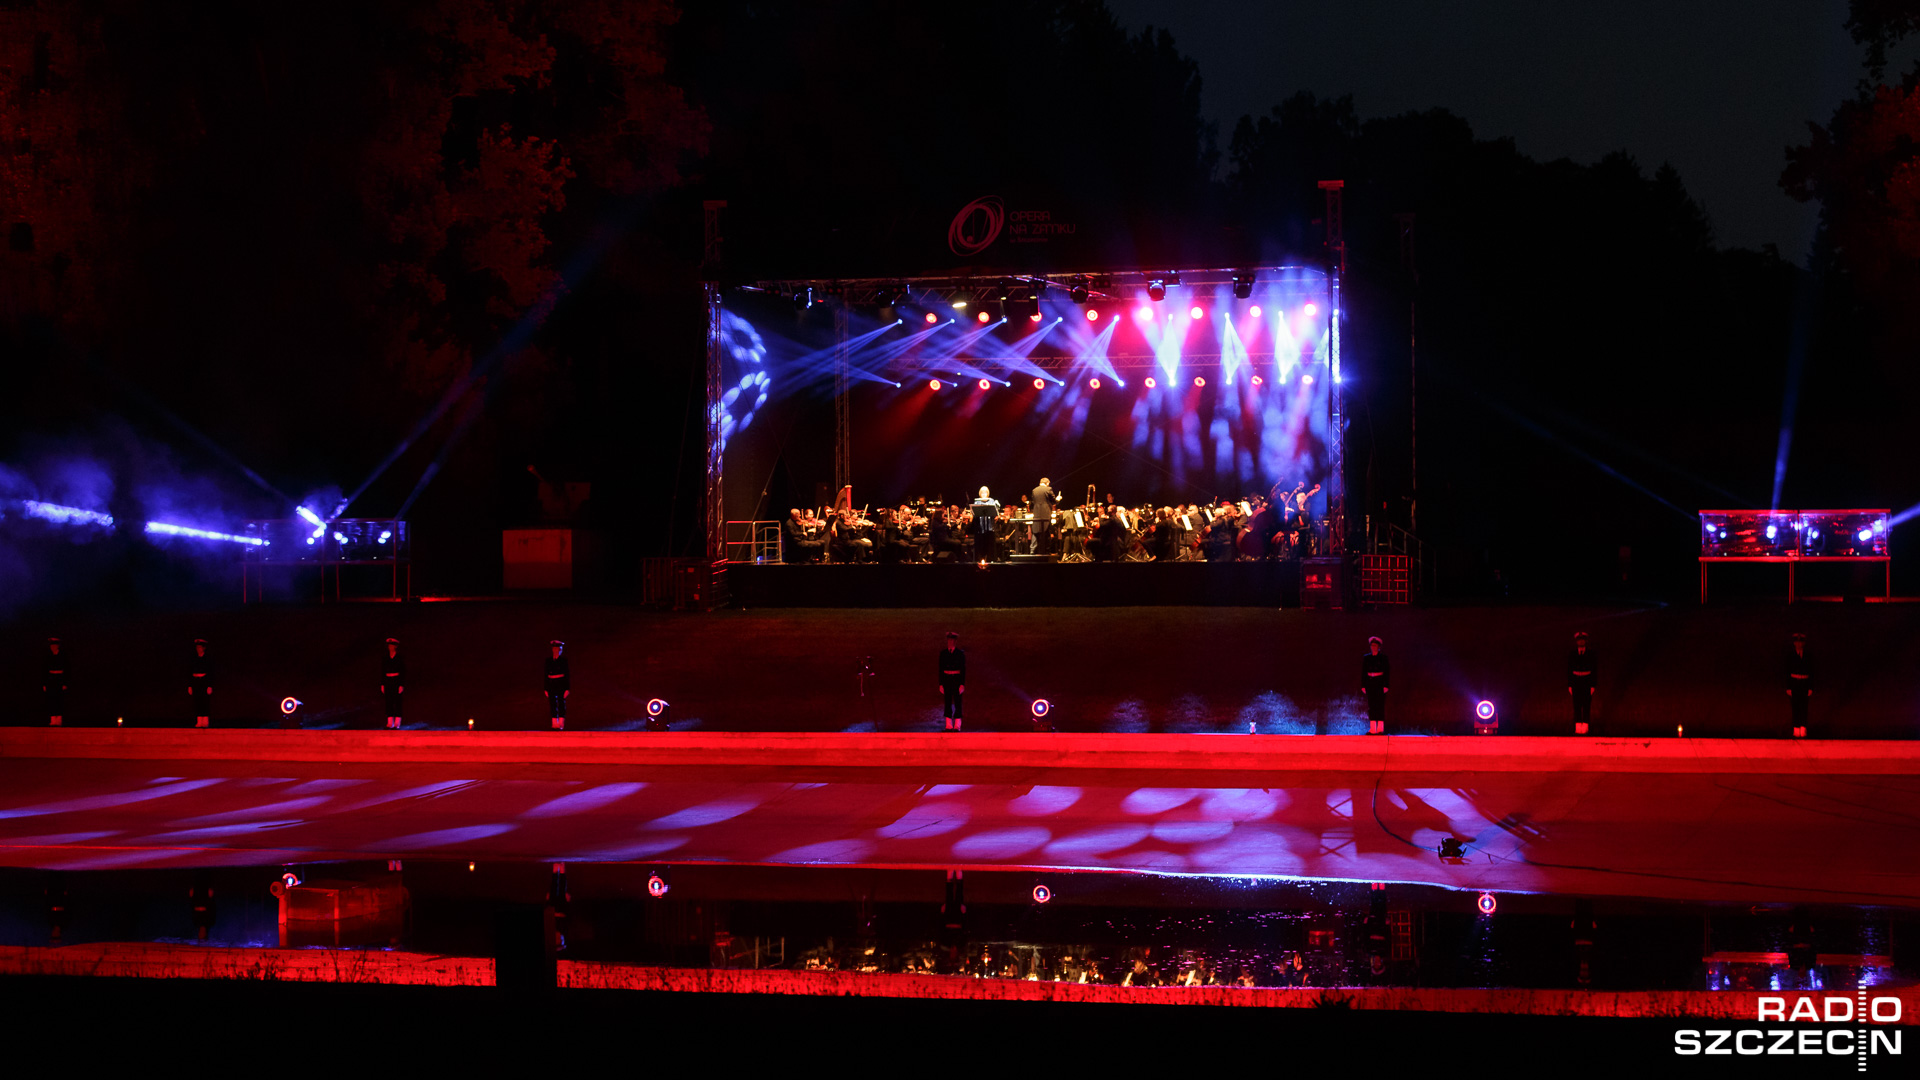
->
[834, 302, 852, 495]
[1320, 180, 1348, 556]
[702, 200, 727, 564]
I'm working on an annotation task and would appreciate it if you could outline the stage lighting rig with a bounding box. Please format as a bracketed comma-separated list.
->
[1147, 280, 1166, 302]
[1067, 277, 1090, 304]
[1232, 271, 1256, 299]
[646, 698, 671, 731]
[793, 287, 813, 311]
[1437, 837, 1468, 862]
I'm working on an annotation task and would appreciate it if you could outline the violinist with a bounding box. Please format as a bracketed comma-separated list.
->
[928, 505, 967, 560]
[781, 508, 826, 564]
[1203, 501, 1239, 562]
[878, 508, 919, 563]
[828, 508, 874, 562]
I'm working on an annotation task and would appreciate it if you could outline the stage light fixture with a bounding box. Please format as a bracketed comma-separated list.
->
[1859, 527, 1875, 543]
[925, 312, 939, 324]
[1251, 375, 1263, 386]
[1068, 277, 1090, 304]
[1474, 699, 1498, 735]
[952, 299, 968, 310]
[1031, 699, 1051, 720]
[1032, 883, 1053, 904]
[1033, 378, 1046, 390]
[978, 378, 991, 390]
[279, 696, 301, 716]
[873, 284, 902, 307]
[647, 871, 671, 898]
[793, 288, 813, 311]
[1147, 280, 1166, 302]
[1086, 308, 1100, 321]
[1144, 377, 1157, 388]
[1249, 305, 1262, 318]
[1303, 374, 1314, 385]
[1088, 378, 1101, 389]
[1477, 892, 1497, 916]
[646, 697, 671, 731]
[1190, 305, 1204, 320]
[1304, 302, 1317, 317]
[1232, 272, 1255, 299]
[1029, 313, 1042, 322]
[929, 379, 942, 390]
[977, 310, 990, 324]
[1189, 376, 1203, 387]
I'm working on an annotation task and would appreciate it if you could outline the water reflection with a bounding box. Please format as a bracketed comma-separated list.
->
[0, 862, 1910, 992]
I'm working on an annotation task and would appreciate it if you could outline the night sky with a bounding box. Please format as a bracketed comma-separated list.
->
[1108, 0, 1874, 259]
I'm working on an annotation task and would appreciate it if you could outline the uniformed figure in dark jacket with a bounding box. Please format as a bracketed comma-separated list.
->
[1567, 631, 1596, 735]
[43, 637, 66, 727]
[381, 637, 406, 730]
[189, 638, 213, 728]
[938, 632, 967, 732]
[1361, 636, 1390, 735]
[1786, 633, 1812, 738]
[545, 639, 570, 731]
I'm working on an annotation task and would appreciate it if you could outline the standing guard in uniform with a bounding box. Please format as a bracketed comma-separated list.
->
[1361, 636, 1391, 735]
[188, 638, 213, 728]
[1567, 631, 1596, 735]
[545, 639, 570, 731]
[43, 637, 66, 727]
[1786, 632, 1812, 738]
[938, 631, 966, 733]
[381, 637, 406, 730]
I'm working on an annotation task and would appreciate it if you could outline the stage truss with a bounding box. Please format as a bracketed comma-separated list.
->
[709, 263, 1348, 563]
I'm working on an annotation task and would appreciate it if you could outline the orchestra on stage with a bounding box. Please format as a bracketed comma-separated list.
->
[778, 479, 1325, 565]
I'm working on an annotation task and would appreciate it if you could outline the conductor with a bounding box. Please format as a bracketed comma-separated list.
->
[1029, 478, 1055, 556]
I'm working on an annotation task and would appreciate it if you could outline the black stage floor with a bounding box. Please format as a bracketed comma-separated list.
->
[728, 559, 1313, 607]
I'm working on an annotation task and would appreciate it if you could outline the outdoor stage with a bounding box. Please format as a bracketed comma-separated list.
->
[4, 728, 1918, 907]
[727, 559, 1311, 607]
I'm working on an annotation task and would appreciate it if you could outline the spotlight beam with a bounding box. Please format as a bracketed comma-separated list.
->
[343, 191, 651, 516]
